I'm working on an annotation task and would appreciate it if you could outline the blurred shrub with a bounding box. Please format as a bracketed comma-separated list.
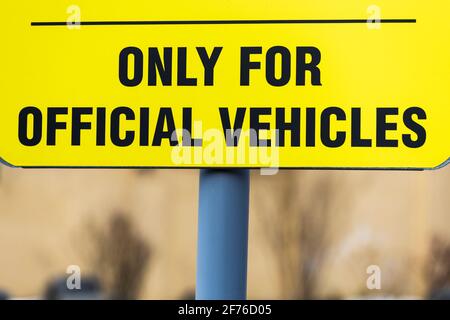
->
[255, 172, 336, 299]
[426, 236, 450, 299]
[86, 212, 151, 299]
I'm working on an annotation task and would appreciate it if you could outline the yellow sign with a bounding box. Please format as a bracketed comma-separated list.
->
[0, 1, 449, 169]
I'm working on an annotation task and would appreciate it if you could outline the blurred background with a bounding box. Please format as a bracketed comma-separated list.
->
[0, 166, 449, 299]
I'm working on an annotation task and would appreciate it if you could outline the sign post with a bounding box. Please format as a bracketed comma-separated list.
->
[0, 0, 449, 301]
[196, 170, 250, 300]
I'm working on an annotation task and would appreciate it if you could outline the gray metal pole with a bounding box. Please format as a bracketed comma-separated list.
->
[196, 169, 250, 300]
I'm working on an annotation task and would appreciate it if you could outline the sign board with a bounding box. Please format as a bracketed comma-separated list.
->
[0, 1, 449, 169]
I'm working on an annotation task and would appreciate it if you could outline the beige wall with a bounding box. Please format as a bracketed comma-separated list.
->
[0, 166, 449, 298]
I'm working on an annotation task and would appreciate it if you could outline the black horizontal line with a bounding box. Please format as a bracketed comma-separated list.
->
[30, 19, 417, 27]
